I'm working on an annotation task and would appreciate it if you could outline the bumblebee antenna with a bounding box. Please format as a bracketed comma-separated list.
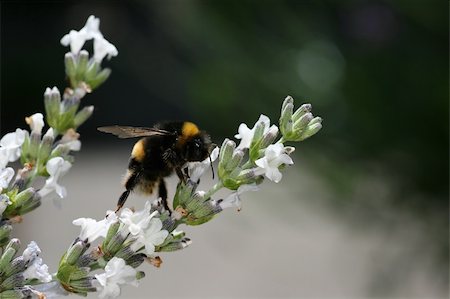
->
[209, 154, 215, 180]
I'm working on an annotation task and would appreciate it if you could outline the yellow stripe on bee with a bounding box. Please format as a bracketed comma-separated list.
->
[131, 139, 146, 161]
[178, 122, 200, 146]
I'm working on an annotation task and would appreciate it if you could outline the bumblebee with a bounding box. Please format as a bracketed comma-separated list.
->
[98, 121, 213, 213]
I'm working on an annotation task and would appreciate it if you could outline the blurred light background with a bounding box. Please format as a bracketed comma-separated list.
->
[1, 1, 448, 298]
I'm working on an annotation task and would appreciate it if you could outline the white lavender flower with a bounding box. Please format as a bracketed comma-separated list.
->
[23, 257, 51, 283]
[187, 146, 219, 182]
[218, 184, 259, 210]
[22, 241, 51, 283]
[38, 157, 72, 198]
[119, 201, 154, 236]
[93, 36, 118, 63]
[254, 143, 294, 183]
[60, 15, 118, 64]
[132, 218, 168, 255]
[0, 129, 26, 168]
[60, 15, 102, 54]
[73, 211, 118, 243]
[235, 114, 270, 150]
[95, 257, 138, 299]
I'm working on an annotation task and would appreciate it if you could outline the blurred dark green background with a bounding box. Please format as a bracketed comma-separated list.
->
[1, 1, 448, 298]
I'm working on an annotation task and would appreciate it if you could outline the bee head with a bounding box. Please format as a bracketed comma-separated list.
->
[185, 131, 213, 162]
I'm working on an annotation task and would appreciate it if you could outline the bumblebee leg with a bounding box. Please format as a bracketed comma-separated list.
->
[115, 170, 140, 213]
[158, 178, 171, 214]
[175, 167, 187, 184]
[116, 190, 130, 213]
[183, 167, 190, 179]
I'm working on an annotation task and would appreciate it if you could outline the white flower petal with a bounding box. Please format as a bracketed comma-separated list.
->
[26, 113, 44, 134]
[39, 157, 72, 199]
[84, 15, 102, 39]
[235, 114, 271, 150]
[0, 195, 11, 216]
[0, 129, 26, 164]
[219, 183, 259, 210]
[0, 167, 14, 189]
[93, 36, 118, 63]
[73, 212, 117, 243]
[252, 144, 293, 183]
[95, 257, 138, 299]
[23, 257, 52, 283]
[119, 201, 154, 236]
[22, 241, 41, 262]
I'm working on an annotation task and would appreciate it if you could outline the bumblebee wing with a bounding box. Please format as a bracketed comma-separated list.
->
[97, 126, 173, 138]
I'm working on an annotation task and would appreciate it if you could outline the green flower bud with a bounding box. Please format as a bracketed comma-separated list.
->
[115, 245, 135, 261]
[0, 225, 13, 244]
[192, 201, 221, 219]
[76, 50, 89, 80]
[89, 68, 111, 90]
[84, 61, 100, 81]
[309, 116, 322, 126]
[66, 241, 86, 265]
[73, 106, 94, 128]
[4, 239, 20, 254]
[292, 103, 312, 122]
[293, 112, 313, 132]
[61, 97, 80, 115]
[27, 132, 40, 161]
[158, 238, 192, 252]
[280, 96, 294, 135]
[250, 121, 265, 149]
[236, 169, 258, 181]
[17, 195, 41, 215]
[20, 132, 30, 165]
[64, 53, 77, 86]
[68, 267, 90, 281]
[103, 221, 120, 249]
[0, 247, 16, 274]
[37, 128, 55, 165]
[136, 271, 145, 280]
[76, 254, 96, 268]
[259, 125, 279, 149]
[218, 139, 235, 173]
[13, 188, 35, 209]
[4, 256, 26, 277]
[0, 289, 25, 299]
[126, 253, 146, 268]
[225, 150, 244, 172]
[57, 97, 80, 133]
[0, 273, 24, 290]
[299, 122, 323, 141]
[105, 233, 126, 256]
[68, 277, 96, 293]
[281, 95, 294, 114]
[173, 180, 196, 208]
